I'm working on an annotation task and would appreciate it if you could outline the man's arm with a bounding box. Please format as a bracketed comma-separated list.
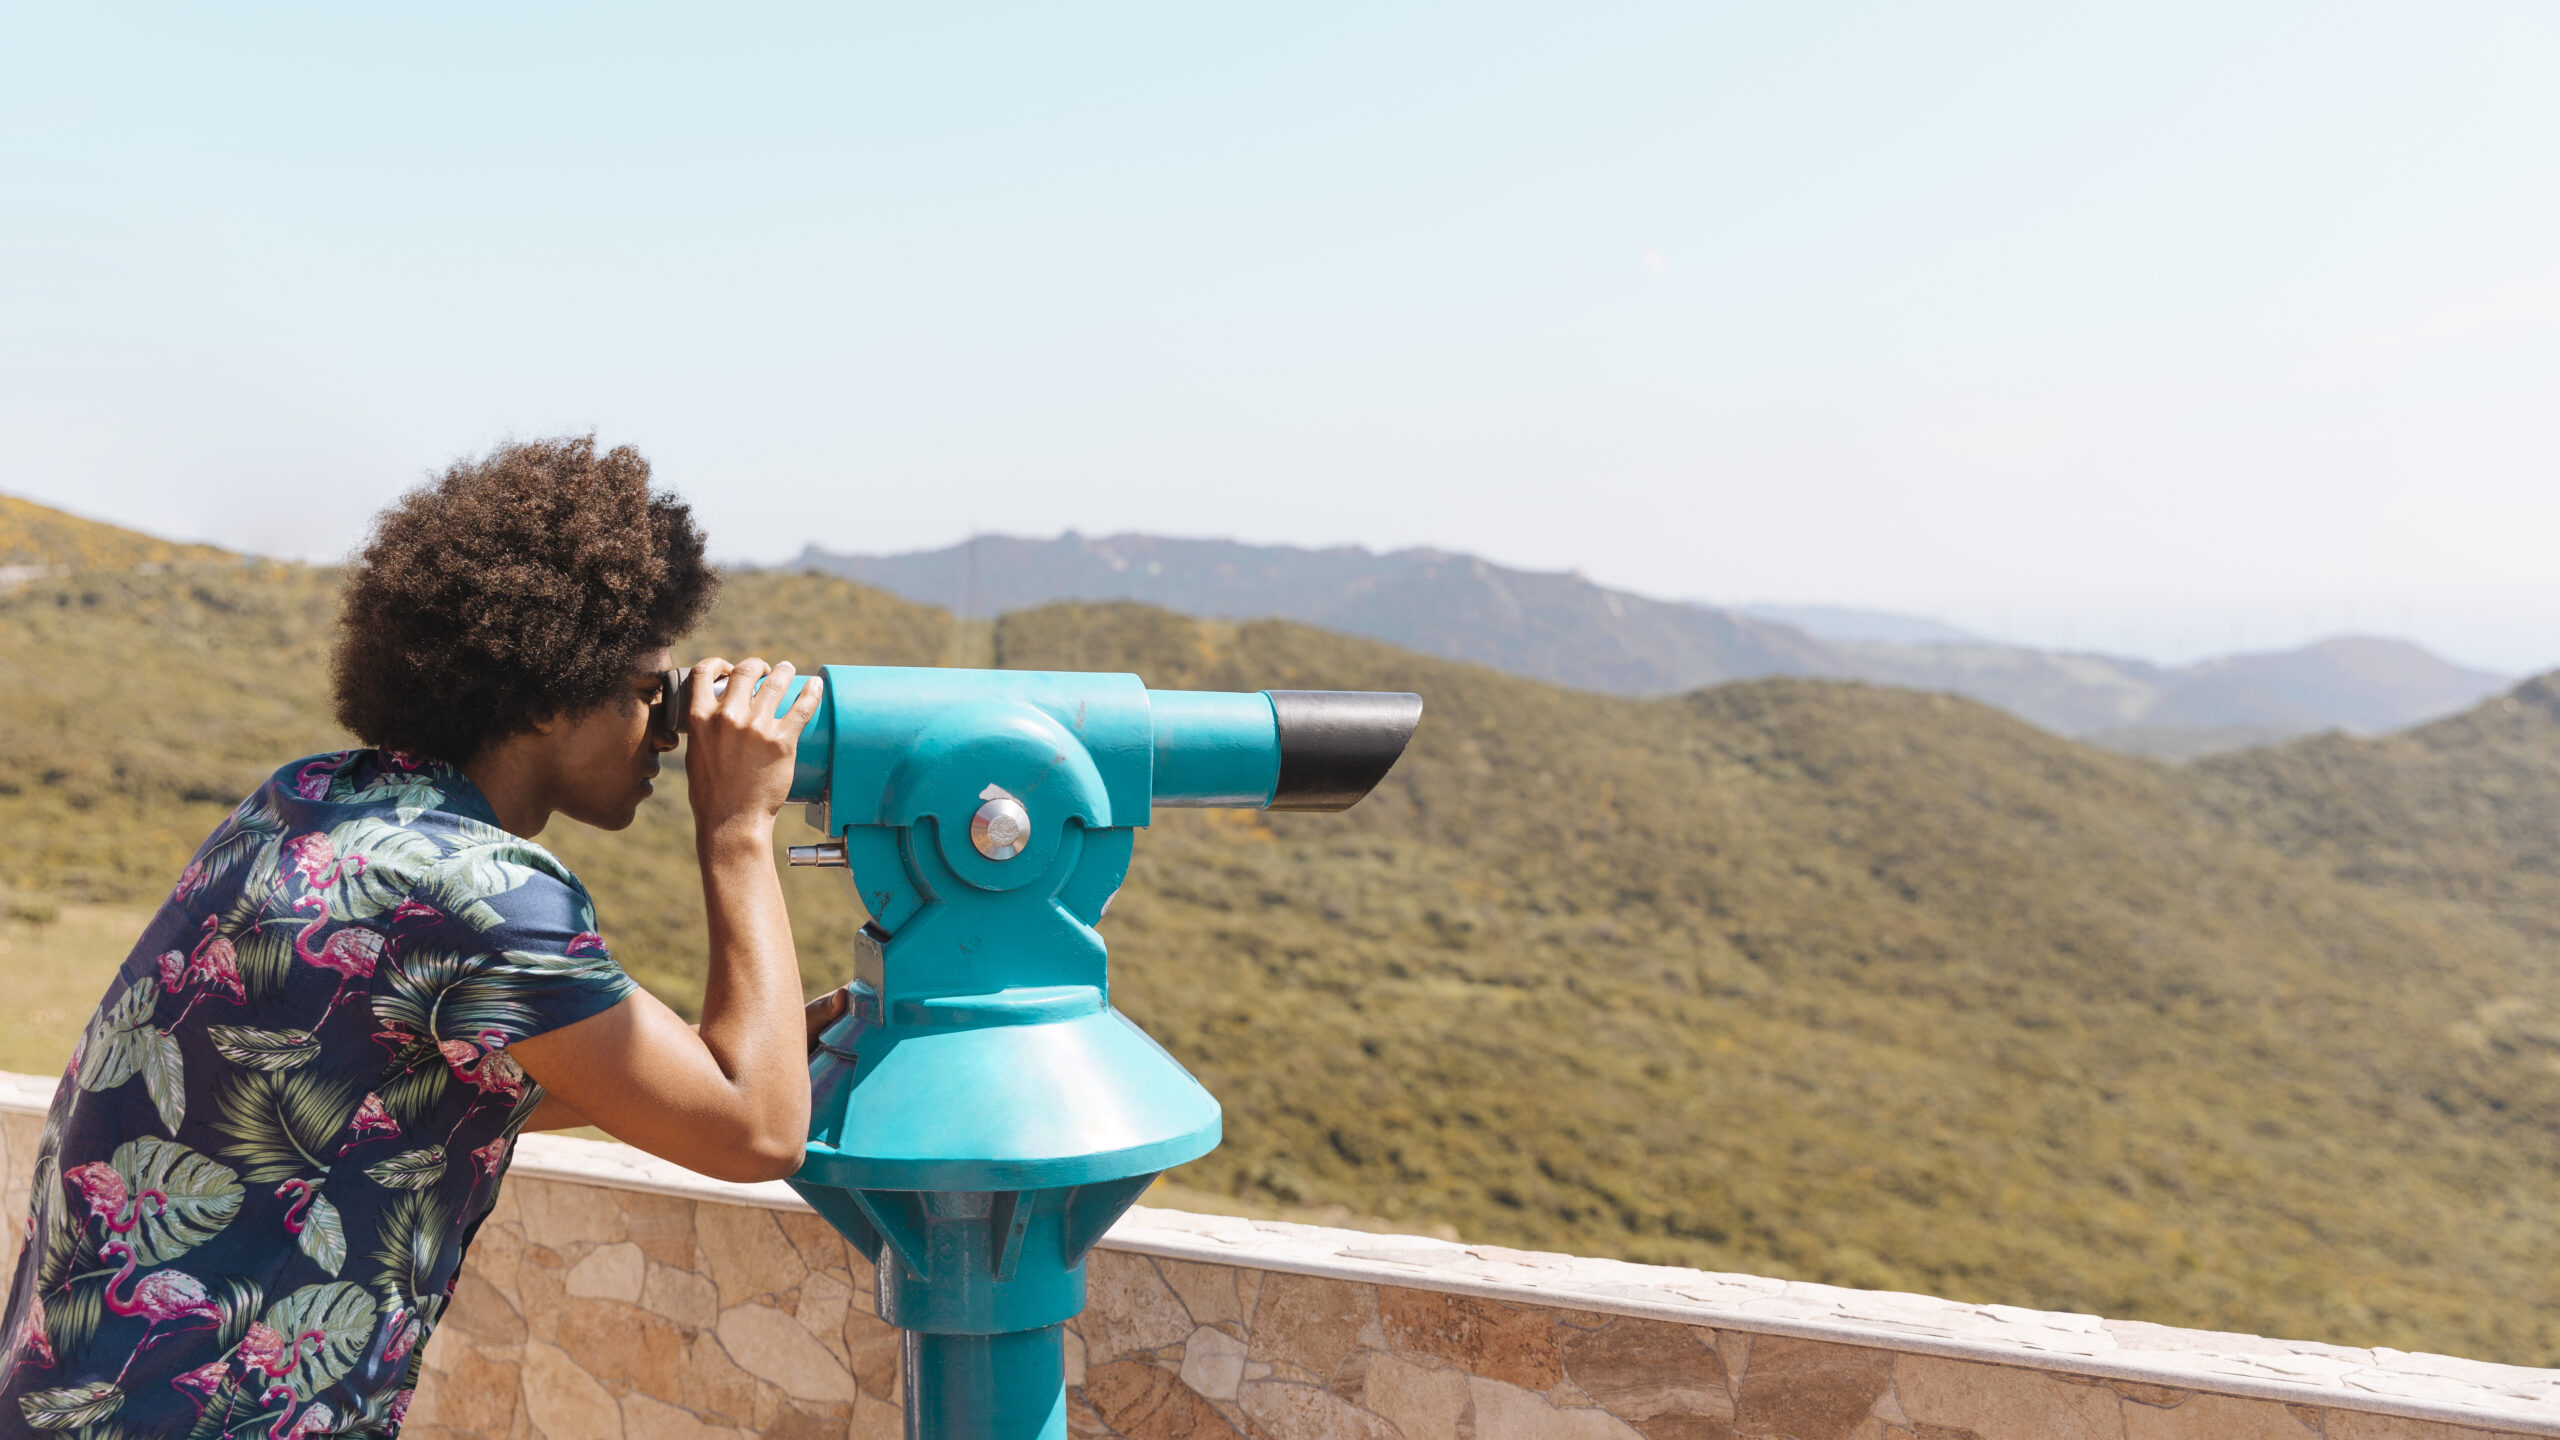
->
[509, 658, 831, 1182]
[520, 991, 852, 1133]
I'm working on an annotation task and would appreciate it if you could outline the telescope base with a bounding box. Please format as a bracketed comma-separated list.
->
[905, 1325, 1066, 1440]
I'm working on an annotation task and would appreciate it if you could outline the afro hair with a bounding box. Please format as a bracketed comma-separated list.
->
[331, 435, 718, 764]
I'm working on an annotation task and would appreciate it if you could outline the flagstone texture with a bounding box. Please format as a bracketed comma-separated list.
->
[6, 1072, 2556, 1438]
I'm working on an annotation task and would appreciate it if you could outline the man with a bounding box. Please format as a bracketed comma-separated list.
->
[2, 436, 835, 1436]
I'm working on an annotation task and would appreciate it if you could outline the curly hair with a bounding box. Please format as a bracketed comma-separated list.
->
[332, 436, 719, 764]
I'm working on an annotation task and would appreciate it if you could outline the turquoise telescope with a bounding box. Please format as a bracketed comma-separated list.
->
[660, 666, 1421, 1440]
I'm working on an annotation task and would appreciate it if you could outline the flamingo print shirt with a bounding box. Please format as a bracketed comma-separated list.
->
[2, 749, 637, 1438]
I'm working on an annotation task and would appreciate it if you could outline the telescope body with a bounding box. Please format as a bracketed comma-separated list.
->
[689, 665, 1418, 1440]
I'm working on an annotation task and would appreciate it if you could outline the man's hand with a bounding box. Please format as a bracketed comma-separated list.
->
[685, 658, 823, 847]
[804, 984, 851, 1049]
[511, 656, 830, 1183]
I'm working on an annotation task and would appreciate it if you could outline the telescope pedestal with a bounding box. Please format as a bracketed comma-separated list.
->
[905, 1327, 1067, 1440]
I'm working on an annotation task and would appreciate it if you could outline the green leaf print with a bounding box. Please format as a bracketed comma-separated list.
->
[370, 948, 542, 1124]
[182, 1375, 247, 1440]
[233, 923, 296, 1004]
[297, 1194, 347, 1276]
[187, 796, 285, 896]
[31, 1153, 84, 1294]
[204, 1026, 322, 1072]
[374, 1056, 448, 1129]
[213, 1276, 266, 1352]
[16, 1382, 123, 1429]
[74, 979, 160, 1094]
[374, 947, 542, 1045]
[321, 816, 444, 922]
[423, 831, 563, 929]
[137, 1028, 185, 1133]
[362, 1147, 447, 1190]
[208, 1069, 365, 1185]
[235, 836, 283, 915]
[259, 1281, 378, 1401]
[105, 1137, 243, 1267]
[341, 769, 446, 824]
[367, 1189, 453, 1311]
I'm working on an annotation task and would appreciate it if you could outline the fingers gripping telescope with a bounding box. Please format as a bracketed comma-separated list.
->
[660, 665, 1420, 1440]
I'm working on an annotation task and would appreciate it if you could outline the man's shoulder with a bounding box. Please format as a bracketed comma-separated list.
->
[240, 752, 591, 921]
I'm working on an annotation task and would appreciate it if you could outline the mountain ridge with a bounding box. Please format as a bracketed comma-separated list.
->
[798, 532, 2513, 754]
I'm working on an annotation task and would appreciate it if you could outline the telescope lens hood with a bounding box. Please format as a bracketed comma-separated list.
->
[1266, 690, 1424, 812]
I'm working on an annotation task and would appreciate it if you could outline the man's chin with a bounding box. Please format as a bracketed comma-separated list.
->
[569, 798, 647, 833]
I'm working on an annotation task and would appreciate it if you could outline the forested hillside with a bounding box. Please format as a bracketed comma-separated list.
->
[5, 537, 2558, 1365]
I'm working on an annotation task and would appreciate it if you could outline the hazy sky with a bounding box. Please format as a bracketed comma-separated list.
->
[4, 4, 2556, 670]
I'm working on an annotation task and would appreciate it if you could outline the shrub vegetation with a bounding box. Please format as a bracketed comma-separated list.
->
[4, 523, 2557, 1363]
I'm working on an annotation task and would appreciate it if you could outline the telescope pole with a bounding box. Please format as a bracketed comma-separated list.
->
[905, 1327, 1067, 1440]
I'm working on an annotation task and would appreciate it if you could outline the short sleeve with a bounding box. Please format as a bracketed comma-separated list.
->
[466, 865, 638, 1044]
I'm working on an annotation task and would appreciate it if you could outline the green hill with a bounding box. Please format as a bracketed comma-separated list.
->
[5, 547, 2558, 1365]
[0, 494, 234, 571]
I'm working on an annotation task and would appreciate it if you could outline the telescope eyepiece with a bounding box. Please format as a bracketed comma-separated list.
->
[654, 665, 797, 742]
[653, 667, 691, 743]
[1267, 690, 1424, 812]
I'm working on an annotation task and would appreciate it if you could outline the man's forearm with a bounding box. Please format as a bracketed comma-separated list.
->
[693, 821, 812, 1148]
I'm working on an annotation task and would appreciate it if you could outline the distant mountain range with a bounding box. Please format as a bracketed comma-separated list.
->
[793, 533, 2512, 757]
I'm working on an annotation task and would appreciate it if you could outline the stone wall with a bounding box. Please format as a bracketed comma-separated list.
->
[6, 1072, 2557, 1439]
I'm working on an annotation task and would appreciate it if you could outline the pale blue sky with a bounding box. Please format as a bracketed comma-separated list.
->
[4, 4, 2556, 670]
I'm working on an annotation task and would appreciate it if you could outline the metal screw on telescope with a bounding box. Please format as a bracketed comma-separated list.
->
[970, 786, 1030, 860]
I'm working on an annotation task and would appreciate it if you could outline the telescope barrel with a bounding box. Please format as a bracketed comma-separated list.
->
[663, 666, 1419, 815]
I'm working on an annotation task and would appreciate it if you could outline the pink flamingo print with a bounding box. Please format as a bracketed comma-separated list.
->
[438, 1032, 527, 1106]
[170, 856, 213, 905]
[282, 832, 366, 893]
[158, 916, 248, 1027]
[566, 931, 608, 957]
[370, 1017, 418, 1057]
[98, 1239, 221, 1382]
[63, 1161, 165, 1243]
[3, 1297, 53, 1382]
[238, 1318, 326, 1390]
[292, 756, 348, 801]
[174, 1358, 230, 1415]
[379, 1307, 419, 1368]
[273, 1179, 320, 1235]
[471, 1136, 511, 1181]
[439, 1034, 528, 1148]
[290, 894, 388, 1021]
[389, 898, 445, 926]
[387, 1390, 414, 1425]
[240, 1383, 335, 1440]
[341, 1091, 398, 1151]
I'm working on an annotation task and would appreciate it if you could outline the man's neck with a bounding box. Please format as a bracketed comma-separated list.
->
[461, 736, 557, 839]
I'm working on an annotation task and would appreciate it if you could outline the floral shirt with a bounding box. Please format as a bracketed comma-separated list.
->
[2, 751, 636, 1438]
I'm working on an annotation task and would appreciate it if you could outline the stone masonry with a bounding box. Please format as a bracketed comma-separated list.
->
[5, 1073, 2555, 1439]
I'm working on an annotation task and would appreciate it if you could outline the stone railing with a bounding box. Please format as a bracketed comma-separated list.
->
[6, 1070, 2557, 1439]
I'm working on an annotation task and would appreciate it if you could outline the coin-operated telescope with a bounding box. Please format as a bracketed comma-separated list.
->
[663, 666, 1420, 1440]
